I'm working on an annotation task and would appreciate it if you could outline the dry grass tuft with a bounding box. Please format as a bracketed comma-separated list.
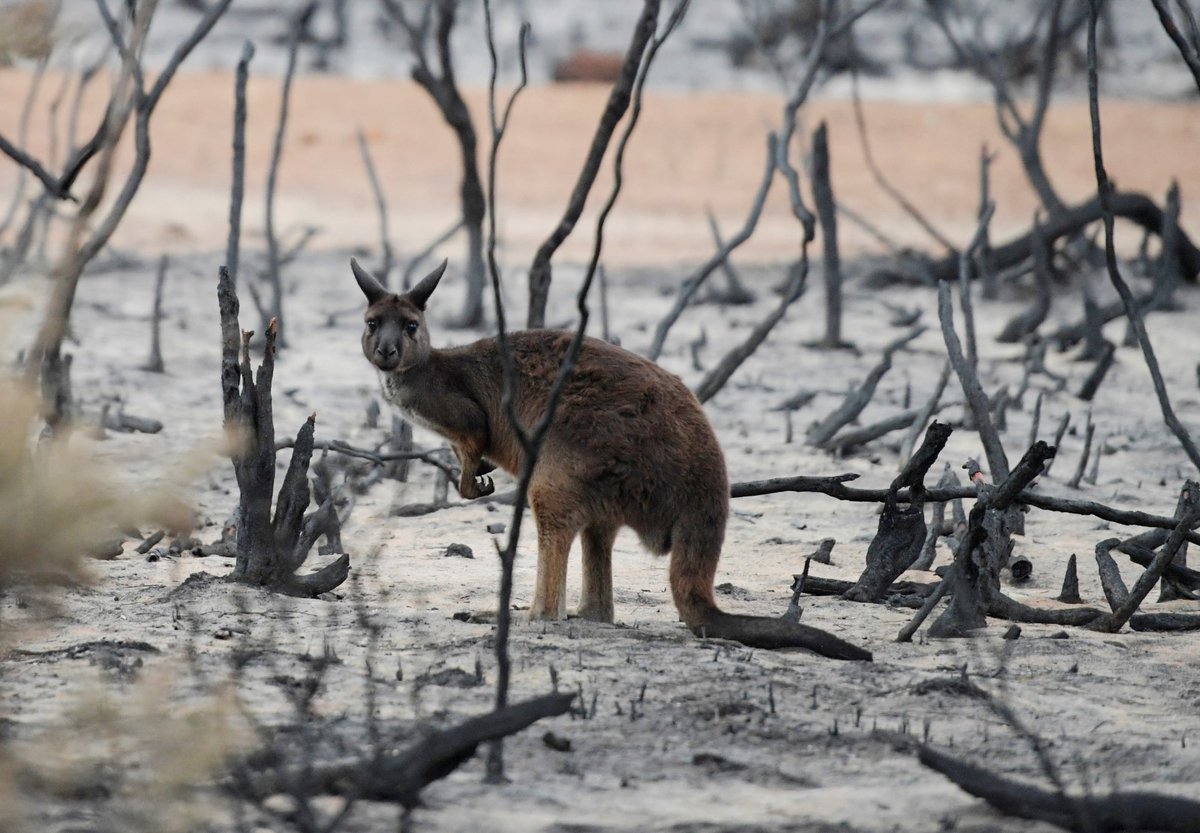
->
[0, 378, 194, 585]
[0, 0, 57, 63]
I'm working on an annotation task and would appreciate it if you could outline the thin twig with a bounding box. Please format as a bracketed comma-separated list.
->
[526, 0, 663, 328]
[849, 65, 952, 251]
[1151, 0, 1200, 92]
[226, 40, 254, 288]
[356, 126, 394, 287]
[264, 3, 313, 347]
[402, 218, 464, 291]
[1086, 0, 1200, 473]
[647, 134, 777, 361]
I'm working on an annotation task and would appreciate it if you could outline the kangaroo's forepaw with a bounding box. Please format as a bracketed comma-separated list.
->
[459, 475, 494, 500]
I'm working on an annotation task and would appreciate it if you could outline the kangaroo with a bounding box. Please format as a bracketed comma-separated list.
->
[352, 258, 870, 661]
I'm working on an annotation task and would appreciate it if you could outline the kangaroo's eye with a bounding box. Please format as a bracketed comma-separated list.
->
[366, 320, 378, 333]
[405, 321, 419, 335]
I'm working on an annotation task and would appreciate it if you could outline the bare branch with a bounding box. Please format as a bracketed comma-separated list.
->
[1086, 0, 1200, 473]
[848, 67, 952, 251]
[647, 133, 777, 361]
[356, 126, 394, 286]
[226, 40, 254, 288]
[0, 133, 75, 201]
[1151, 0, 1200, 93]
[264, 4, 312, 347]
[526, 0, 662, 328]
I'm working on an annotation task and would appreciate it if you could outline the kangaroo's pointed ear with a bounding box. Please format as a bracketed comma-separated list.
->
[351, 257, 388, 306]
[406, 259, 448, 311]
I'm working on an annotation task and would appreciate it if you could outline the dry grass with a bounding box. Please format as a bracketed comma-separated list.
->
[0, 376, 193, 586]
[0, 0, 56, 63]
[0, 296, 193, 587]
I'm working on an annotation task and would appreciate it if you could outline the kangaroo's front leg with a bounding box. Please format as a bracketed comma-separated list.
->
[455, 442, 495, 499]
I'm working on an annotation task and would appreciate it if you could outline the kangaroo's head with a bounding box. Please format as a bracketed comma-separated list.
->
[351, 258, 446, 373]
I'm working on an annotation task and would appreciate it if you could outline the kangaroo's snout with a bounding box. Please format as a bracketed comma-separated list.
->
[373, 342, 400, 370]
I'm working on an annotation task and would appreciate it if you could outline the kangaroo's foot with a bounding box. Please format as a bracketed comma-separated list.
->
[574, 601, 614, 623]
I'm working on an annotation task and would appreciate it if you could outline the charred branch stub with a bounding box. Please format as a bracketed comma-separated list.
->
[844, 421, 952, 602]
[1056, 553, 1082, 604]
[217, 267, 349, 597]
[811, 120, 850, 350]
[928, 442, 1056, 639]
[143, 254, 168, 373]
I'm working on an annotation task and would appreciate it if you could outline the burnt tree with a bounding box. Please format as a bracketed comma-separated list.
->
[218, 267, 349, 596]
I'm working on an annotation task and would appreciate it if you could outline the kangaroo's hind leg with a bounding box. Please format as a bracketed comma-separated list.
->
[528, 491, 580, 621]
[577, 524, 618, 622]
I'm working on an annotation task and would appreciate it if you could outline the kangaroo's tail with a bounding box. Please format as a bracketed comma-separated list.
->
[669, 522, 873, 662]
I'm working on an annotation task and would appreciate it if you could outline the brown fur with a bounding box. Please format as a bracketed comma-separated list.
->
[351, 259, 871, 661]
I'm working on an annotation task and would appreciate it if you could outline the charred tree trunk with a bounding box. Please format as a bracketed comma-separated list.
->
[218, 267, 349, 596]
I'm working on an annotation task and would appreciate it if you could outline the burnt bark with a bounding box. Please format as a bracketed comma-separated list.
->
[811, 120, 848, 349]
[929, 442, 1055, 638]
[218, 267, 349, 597]
[844, 422, 951, 601]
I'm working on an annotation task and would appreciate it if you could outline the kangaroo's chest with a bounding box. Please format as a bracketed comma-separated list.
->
[377, 371, 442, 435]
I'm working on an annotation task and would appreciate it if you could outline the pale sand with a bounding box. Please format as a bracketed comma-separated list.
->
[1, 69, 1198, 265]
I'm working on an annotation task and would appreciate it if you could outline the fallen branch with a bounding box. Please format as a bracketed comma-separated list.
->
[1088, 480, 1200, 632]
[236, 691, 575, 808]
[927, 191, 1200, 284]
[731, 475, 1200, 543]
[919, 744, 1200, 833]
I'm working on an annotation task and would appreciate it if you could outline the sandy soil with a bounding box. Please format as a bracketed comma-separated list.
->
[1, 69, 1198, 267]
[2, 66, 1200, 833]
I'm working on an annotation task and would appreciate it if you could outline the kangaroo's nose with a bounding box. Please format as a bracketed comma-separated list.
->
[375, 345, 398, 359]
